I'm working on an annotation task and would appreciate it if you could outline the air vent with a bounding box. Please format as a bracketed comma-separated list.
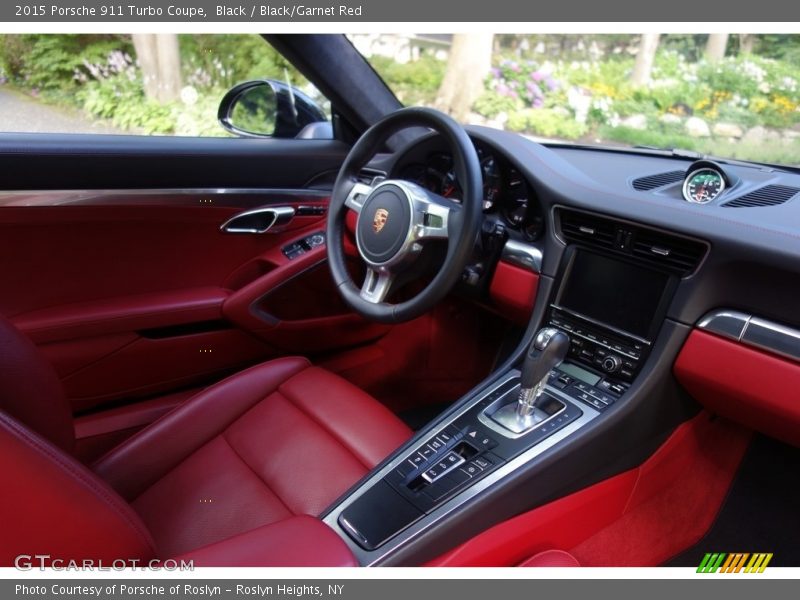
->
[722, 185, 800, 208]
[632, 170, 685, 191]
[558, 209, 707, 276]
[631, 228, 708, 275]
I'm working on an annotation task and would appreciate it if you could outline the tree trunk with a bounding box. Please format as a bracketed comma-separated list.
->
[739, 34, 756, 54]
[630, 33, 660, 87]
[435, 34, 494, 122]
[132, 34, 182, 103]
[706, 34, 730, 62]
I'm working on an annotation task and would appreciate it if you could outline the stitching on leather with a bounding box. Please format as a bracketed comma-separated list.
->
[218, 430, 294, 516]
[276, 381, 372, 470]
[0, 411, 157, 555]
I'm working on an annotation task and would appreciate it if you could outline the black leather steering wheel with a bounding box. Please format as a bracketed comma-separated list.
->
[327, 107, 483, 324]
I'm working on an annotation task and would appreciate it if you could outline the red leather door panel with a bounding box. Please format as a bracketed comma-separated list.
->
[0, 197, 383, 413]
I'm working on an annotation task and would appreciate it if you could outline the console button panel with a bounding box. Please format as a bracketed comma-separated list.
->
[549, 306, 649, 384]
[339, 377, 584, 550]
[281, 231, 326, 259]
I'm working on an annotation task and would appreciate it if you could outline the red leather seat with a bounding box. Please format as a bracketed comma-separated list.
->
[519, 549, 581, 567]
[0, 315, 411, 565]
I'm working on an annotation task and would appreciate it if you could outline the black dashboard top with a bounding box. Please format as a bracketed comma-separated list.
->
[373, 125, 800, 334]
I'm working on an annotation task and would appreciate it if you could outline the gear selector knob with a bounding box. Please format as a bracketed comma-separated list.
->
[517, 328, 570, 419]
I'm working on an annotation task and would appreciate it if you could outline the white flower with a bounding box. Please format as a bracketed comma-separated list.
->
[180, 86, 199, 106]
[758, 82, 771, 94]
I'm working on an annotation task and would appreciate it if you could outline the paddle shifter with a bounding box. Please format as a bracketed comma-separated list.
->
[486, 327, 570, 435]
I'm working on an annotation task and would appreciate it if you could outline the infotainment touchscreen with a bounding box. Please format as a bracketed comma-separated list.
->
[557, 251, 670, 339]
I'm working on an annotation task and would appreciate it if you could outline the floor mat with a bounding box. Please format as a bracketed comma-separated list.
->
[666, 434, 800, 567]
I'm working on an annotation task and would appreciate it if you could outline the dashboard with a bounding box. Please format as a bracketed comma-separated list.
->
[331, 125, 800, 566]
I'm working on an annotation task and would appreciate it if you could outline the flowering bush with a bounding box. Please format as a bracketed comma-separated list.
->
[488, 59, 561, 108]
[474, 50, 800, 145]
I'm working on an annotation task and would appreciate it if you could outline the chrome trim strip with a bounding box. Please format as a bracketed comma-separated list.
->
[322, 369, 600, 565]
[698, 310, 800, 363]
[697, 310, 751, 341]
[743, 317, 800, 363]
[0, 187, 329, 208]
[501, 239, 543, 273]
[220, 206, 295, 234]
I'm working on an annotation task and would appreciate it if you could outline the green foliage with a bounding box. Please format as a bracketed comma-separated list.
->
[506, 108, 588, 139]
[0, 35, 132, 93]
[598, 125, 699, 151]
[179, 34, 305, 89]
[473, 91, 522, 118]
[368, 54, 445, 104]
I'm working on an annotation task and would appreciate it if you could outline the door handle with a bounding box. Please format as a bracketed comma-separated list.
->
[220, 206, 295, 234]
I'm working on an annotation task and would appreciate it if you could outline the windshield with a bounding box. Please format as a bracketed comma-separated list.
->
[354, 33, 800, 167]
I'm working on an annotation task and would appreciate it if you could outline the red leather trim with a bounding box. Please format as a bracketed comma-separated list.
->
[93, 357, 310, 501]
[61, 329, 275, 412]
[0, 412, 156, 566]
[279, 366, 413, 468]
[320, 299, 506, 414]
[12, 287, 229, 345]
[428, 411, 750, 567]
[223, 246, 328, 333]
[489, 261, 539, 326]
[223, 246, 388, 354]
[171, 516, 357, 567]
[674, 329, 800, 446]
[75, 388, 197, 439]
[520, 549, 580, 567]
[0, 205, 321, 318]
[0, 314, 74, 451]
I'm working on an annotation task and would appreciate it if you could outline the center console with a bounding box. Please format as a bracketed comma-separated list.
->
[543, 248, 676, 410]
[325, 241, 679, 564]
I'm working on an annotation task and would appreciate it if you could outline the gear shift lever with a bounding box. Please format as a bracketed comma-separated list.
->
[517, 328, 570, 420]
[485, 327, 570, 435]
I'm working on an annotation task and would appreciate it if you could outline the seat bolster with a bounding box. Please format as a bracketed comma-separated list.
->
[0, 412, 156, 566]
[93, 357, 310, 501]
[170, 516, 357, 567]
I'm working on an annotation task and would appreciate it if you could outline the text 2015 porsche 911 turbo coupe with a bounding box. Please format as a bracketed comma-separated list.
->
[0, 33, 798, 568]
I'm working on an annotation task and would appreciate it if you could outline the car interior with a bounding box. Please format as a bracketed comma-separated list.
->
[1, 33, 799, 568]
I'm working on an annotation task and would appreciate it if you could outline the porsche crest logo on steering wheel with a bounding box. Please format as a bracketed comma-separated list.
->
[373, 208, 389, 233]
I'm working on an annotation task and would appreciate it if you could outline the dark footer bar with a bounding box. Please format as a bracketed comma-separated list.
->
[3, 578, 796, 600]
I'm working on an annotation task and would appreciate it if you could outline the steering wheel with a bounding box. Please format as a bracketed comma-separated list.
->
[326, 107, 483, 324]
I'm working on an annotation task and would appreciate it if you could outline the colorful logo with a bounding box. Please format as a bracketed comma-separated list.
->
[373, 208, 389, 233]
[697, 553, 773, 573]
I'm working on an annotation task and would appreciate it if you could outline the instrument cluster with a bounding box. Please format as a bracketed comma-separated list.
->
[397, 143, 544, 240]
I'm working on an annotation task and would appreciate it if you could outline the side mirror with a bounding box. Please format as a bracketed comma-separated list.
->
[218, 79, 330, 139]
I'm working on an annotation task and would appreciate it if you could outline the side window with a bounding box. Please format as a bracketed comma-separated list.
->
[0, 34, 331, 138]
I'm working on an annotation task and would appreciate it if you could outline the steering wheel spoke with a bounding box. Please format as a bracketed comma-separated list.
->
[344, 181, 374, 214]
[360, 267, 395, 304]
[411, 190, 459, 241]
